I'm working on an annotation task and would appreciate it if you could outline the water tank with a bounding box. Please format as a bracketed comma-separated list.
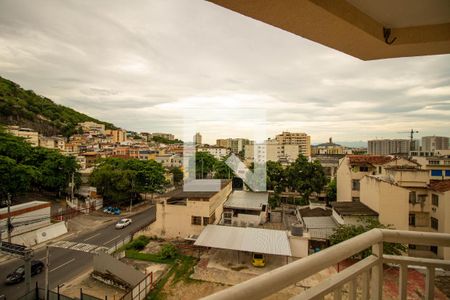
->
[291, 222, 304, 236]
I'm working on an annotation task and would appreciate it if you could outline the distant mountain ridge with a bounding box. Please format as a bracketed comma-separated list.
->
[0, 76, 116, 137]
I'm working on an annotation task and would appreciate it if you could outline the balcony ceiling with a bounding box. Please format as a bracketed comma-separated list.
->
[207, 0, 450, 60]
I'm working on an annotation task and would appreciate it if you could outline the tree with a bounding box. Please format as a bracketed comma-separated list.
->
[286, 155, 327, 202]
[213, 157, 234, 179]
[266, 161, 286, 193]
[90, 158, 167, 205]
[329, 219, 406, 258]
[195, 151, 217, 179]
[325, 178, 337, 204]
[169, 167, 184, 186]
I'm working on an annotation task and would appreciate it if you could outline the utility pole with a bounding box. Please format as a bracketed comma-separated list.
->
[7, 193, 12, 243]
[44, 246, 49, 300]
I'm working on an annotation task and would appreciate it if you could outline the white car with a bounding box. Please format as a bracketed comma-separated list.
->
[115, 218, 132, 229]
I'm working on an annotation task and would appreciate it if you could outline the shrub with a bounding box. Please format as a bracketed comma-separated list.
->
[158, 243, 178, 260]
[125, 235, 151, 251]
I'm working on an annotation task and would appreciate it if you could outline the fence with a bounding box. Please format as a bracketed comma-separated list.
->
[120, 272, 153, 300]
[18, 283, 102, 300]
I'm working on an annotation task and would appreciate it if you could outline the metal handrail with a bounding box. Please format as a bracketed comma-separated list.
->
[202, 229, 450, 300]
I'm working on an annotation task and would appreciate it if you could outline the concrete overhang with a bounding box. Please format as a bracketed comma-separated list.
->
[207, 0, 450, 60]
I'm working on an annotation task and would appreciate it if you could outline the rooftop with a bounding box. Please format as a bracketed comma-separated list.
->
[429, 180, 450, 192]
[302, 216, 338, 240]
[224, 191, 268, 211]
[332, 201, 379, 217]
[164, 180, 231, 201]
[194, 225, 292, 256]
[348, 155, 396, 166]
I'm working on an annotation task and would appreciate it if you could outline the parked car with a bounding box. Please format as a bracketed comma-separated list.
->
[252, 253, 265, 267]
[115, 218, 132, 229]
[5, 260, 44, 285]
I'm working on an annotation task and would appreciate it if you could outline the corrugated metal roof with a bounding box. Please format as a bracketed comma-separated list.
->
[194, 225, 291, 256]
[223, 191, 268, 210]
[302, 217, 338, 240]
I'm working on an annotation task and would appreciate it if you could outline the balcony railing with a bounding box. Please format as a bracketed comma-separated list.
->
[202, 229, 450, 300]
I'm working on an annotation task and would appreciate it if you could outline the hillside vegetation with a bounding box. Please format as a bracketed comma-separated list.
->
[0, 76, 116, 137]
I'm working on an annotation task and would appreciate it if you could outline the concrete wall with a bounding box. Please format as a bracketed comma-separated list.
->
[337, 157, 352, 201]
[360, 177, 409, 230]
[93, 252, 145, 287]
[288, 233, 309, 258]
[152, 182, 232, 238]
[431, 190, 450, 260]
[36, 222, 68, 244]
[0, 201, 51, 236]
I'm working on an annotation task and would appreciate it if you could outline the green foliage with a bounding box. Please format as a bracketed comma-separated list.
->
[266, 161, 286, 192]
[326, 178, 337, 202]
[151, 136, 183, 144]
[329, 219, 407, 258]
[268, 193, 281, 209]
[125, 235, 151, 251]
[0, 76, 116, 137]
[286, 155, 327, 202]
[158, 243, 178, 260]
[213, 157, 234, 179]
[169, 167, 184, 186]
[125, 250, 176, 264]
[0, 130, 79, 201]
[195, 151, 217, 179]
[90, 158, 167, 205]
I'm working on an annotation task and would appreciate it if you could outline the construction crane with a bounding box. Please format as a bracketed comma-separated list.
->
[397, 129, 419, 151]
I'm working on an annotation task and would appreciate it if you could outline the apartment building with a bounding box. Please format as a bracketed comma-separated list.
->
[197, 146, 230, 160]
[368, 139, 418, 155]
[39, 135, 65, 150]
[359, 169, 450, 259]
[78, 121, 105, 135]
[105, 129, 127, 143]
[336, 155, 418, 202]
[152, 132, 175, 141]
[155, 154, 182, 168]
[245, 142, 311, 165]
[194, 132, 202, 145]
[413, 155, 450, 180]
[216, 138, 231, 148]
[275, 131, 310, 146]
[216, 138, 251, 154]
[151, 180, 232, 238]
[428, 180, 450, 260]
[6, 126, 39, 147]
[221, 191, 268, 227]
[422, 136, 449, 152]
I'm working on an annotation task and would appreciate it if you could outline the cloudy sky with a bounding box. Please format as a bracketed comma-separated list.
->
[1, 0, 449, 145]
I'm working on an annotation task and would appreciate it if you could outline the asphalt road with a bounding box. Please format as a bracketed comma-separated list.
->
[0, 205, 156, 300]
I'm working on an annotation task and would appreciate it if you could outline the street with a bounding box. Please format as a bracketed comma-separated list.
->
[0, 205, 156, 300]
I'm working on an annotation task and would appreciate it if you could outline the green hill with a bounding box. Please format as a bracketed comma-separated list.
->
[0, 76, 116, 137]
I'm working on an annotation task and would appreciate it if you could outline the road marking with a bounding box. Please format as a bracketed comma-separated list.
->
[50, 258, 75, 272]
[84, 233, 101, 242]
[103, 236, 121, 246]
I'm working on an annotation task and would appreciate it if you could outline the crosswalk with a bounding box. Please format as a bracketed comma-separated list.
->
[51, 240, 109, 254]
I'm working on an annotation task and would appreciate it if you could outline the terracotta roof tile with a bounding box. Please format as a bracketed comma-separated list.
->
[429, 180, 450, 192]
[348, 155, 396, 166]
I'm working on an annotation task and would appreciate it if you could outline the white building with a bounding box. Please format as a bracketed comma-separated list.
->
[422, 136, 449, 152]
[221, 191, 269, 227]
[197, 146, 230, 160]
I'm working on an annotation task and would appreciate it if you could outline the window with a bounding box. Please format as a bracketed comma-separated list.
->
[359, 166, 369, 172]
[223, 211, 232, 225]
[191, 216, 202, 225]
[430, 245, 438, 255]
[418, 194, 427, 204]
[431, 217, 438, 230]
[429, 160, 440, 165]
[352, 180, 360, 191]
[203, 217, 209, 226]
[409, 191, 417, 203]
[352, 197, 360, 202]
[431, 170, 443, 176]
[432, 194, 439, 207]
[446, 170, 450, 176]
[378, 166, 382, 174]
[409, 214, 416, 226]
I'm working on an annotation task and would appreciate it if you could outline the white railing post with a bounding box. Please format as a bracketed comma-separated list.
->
[333, 286, 342, 300]
[425, 267, 435, 300]
[349, 279, 357, 300]
[399, 263, 407, 300]
[371, 242, 383, 300]
[362, 271, 370, 299]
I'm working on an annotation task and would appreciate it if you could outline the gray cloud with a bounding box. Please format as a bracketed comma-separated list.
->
[0, 0, 449, 144]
